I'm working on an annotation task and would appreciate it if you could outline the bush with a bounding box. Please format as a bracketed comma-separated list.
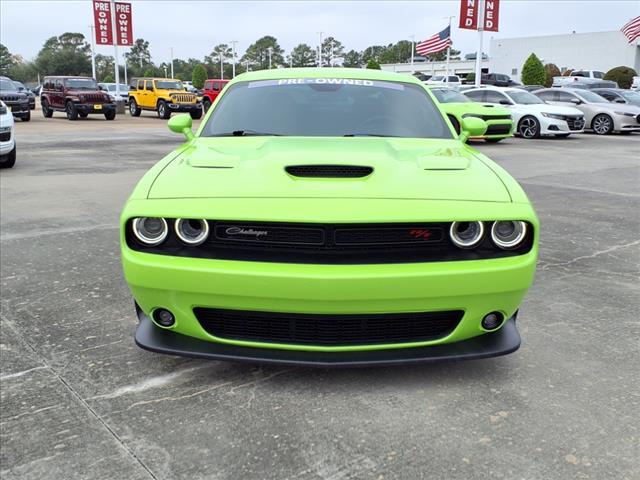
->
[521, 53, 546, 85]
[365, 59, 381, 70]
[604, 66, 637, 89]
[143, 68, 155, 77]
[102, 75, 114, 83]
[466, 72, 475, 82]
[562, 69, 574, 76]
[192, 64, 207, 89]
[544, 63, 561, 87]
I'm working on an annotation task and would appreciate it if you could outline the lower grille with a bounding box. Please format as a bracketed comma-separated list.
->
[486, 124, 512, 135]
[566, 116, 585, 131]
[85, 93, 106, 103]
[0, 131, 11, 142]
[194, 308, 463, 346]
[171, 93, 195, 103]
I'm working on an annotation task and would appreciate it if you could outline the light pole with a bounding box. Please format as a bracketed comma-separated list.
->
[409, 34, 415, 73]
[317, 31, 323, 67]
[163, 66, 168, 77]
[267, 47, 273, 69]
[123, 52, 127, 85]
[231, 40, 238, 77]
[244, 60, 250, 72]
[170, 47, 174, 78]
[109, 0, 121, 101]
[219, 50, 224, 79]
[89, 25, 97, 80]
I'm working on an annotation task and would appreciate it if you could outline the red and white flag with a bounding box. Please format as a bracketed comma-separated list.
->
[621, 16, 640, 43]
[416, 26, 452, 55]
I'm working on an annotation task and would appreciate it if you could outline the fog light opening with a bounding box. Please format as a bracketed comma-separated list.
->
[481, 312, 504, 331]
[152, 308, 176, 328]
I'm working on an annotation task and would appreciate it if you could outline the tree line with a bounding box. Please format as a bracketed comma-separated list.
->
[1, 33, 461, 87]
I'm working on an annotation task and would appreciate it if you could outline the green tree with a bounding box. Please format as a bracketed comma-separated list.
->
[125, 38, 152, 76]
[288, 43, 316, 67]
[379, 40, 416, 64]
[321, 36, 344, 66]
[95, 54, 114, 81]
[192, 64, 207, 88]
[422, 48, 461, 62]
[0, 43, 17, 76]
[205, 44, 232, 77]
[544, 63, 561, 87]
[521, 53, 546, 85]
[241, 36, 284, 70]
[103, 74, 115, 83]
[361, 45, 387, 64]
[143, 68, 156, 77]
[35, 33, 92, 76]
[366, 59, 381, 70]
[604, 66, 637, 89]
[343, 50, 363, 68]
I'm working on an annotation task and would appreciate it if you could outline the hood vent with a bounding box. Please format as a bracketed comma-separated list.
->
[285, 165, 373, 178]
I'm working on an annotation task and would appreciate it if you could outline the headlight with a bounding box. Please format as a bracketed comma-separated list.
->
[175, 218, 209, 245]
[614, 111, 635, 117]
[449, 221, 484, 248]
[541, 113, 565, 120]
[132, 217, 168, 246]
[491, 221, 527, 249]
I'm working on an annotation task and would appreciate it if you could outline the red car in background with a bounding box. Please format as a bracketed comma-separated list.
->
[202, 79, 229, 112]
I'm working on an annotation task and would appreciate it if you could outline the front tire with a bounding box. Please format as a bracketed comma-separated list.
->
[591, 114, 613, 135]
[21, 110, 31, 122]
[129, 98, 141, 116]
[190, 108, 203, 120]
[42, 99, 53, 118]
[0, 146, 16, 169]
[79, 112, 88, 118]
[66, 101, 78, 121]
[203, 99, 211, 113]
[104, 110, 116, 120]
[157, 100, 171, 119]
[447, 115, 461, 135]
[518, 115, 540, 139]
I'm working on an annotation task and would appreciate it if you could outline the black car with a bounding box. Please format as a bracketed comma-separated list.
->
[12, 80, 36, 110]
[0, 76, 30, 121]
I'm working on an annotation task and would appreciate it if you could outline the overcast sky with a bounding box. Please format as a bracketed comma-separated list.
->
[1, 1, 638, 62]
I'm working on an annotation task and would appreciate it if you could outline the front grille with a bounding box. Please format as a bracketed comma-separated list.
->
[486, 124, 512, 135]
[193, 307, 464, 346]
[0, 131, 11, 142]
[566, 116, 585, 131]
[1, 95, 20, 102]
[85, 93, 106, 103]
[285, 165, 373, 178]
[464, 114, 511, 121]
[171, 93, 195, 103]
[126, 220, 535, 264]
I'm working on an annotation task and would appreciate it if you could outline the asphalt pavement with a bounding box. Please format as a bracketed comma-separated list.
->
[1, 114, 639, 480]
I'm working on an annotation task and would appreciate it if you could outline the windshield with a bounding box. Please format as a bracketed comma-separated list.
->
[155, 80, 183, 90]
[65, 78, 98, 90]
[201, 79, 452, 139]
[619, 90, 640, 103]
[576, 90, 609, 103]
[505, 90, 544, 105]
[106, 84, 128, 92]
[0, 79, 17, 91]
[431, 88, 471, 103]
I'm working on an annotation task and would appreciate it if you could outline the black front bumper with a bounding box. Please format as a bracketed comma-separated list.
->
[167, 103, 202, 113]
[4, 102, 30, 117]
[134, 309, 521, 367]
[75, 103, 116, 114]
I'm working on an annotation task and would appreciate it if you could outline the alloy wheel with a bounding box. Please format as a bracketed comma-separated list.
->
[519, 117, 538, 139]
[592, 115, 612, 135]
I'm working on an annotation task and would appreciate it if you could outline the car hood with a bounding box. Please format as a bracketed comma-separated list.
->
[517, 103, 584, 115]
[592, 102, 640, 114]
[443, 102, 511, 116]
[147, 137, 512, 202]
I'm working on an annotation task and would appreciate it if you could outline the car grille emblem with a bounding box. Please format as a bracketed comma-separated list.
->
[409, 229, 432, 240]
[225, 227, 268, 238]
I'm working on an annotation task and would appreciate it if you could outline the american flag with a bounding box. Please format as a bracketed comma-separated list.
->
[621, 16, 640, 43]
[416, 26, 452, 55]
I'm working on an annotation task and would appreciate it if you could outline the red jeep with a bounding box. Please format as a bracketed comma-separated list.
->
[202, 79, 229, 112]
[41, 76, 116, 120]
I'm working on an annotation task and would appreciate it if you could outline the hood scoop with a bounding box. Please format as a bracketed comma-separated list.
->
[285, 165, 374, 178]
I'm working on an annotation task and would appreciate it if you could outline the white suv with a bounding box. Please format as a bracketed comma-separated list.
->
[0, 100, 16, 168]
[425, 75, 461, 86]
[463, 86, 585, 139]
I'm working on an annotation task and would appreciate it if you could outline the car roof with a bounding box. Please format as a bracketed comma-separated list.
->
[228, 67, 423, 86]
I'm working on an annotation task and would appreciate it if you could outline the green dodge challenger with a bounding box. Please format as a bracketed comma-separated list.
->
[121, 68, 538, 366]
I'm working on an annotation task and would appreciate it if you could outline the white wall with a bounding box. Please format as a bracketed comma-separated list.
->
[489, 31, 640, 81]
[380, 59, 489, 76]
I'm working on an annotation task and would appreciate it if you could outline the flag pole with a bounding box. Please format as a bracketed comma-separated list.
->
[409, 35, 415, 73]
[474, 0, 485, 87]
[109, 0, 120, 101]
[89, 25, 97, 80]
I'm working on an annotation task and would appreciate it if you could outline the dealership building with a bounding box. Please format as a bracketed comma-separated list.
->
[381, 30, 640, 81]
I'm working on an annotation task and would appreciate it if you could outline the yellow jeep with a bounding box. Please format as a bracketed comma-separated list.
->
[128, 78, 202, 119]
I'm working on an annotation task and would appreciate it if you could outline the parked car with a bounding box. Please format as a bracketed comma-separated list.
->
[12, 80, 36, 109]
[425, 75, 462, 86]
[98, 83, 129, 104]
[516, 85, 545, 92]
[122, 68, 538, 366]
[533, 88, 640, 135]
[464, 86, 585, 139]
[632, 76, 640, 91]
[552, 70, 616, 88]
[479, 73, 520, 87]
[591, 88, 640, 107]
[0, 76, 30, 122]
[427, 86, 513, 142]
[202, 79, 229, 112]
[413, 72, 432, 82]
[41, 76, 116, 120]
[0, 100, 16, 168]
[128, 77, 202, 119]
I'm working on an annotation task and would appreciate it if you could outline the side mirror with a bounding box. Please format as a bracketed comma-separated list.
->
[168, 114, 195, 141]
[570, 98, 581, 105]
[458, 117, 487, 142]
[499, 99, 511, 105]
[614, 98, 625, 103]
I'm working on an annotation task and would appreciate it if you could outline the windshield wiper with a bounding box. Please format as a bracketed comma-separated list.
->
[343, 133, 399, 137]
[212, 130, 281, 137]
